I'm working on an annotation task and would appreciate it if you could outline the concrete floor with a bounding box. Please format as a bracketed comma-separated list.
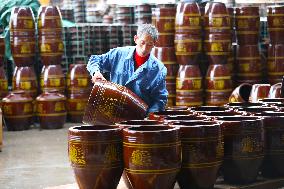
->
[0, 123, 77, 189]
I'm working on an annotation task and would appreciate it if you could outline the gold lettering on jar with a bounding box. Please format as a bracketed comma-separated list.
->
[273, 18, 283, 27]
[37, 103, 43, 114]
[212, 17, 223, 27]
[0, 80, 7, 90]
[211, 43, 223, 52]
[21, 44, 31, 53]
[189, 17, 200, 26]
[55, 102, 65, 112]
[239, 63, 250, 72]
[192, 79, 202, 89]
[229, 95, 237, 102]
[241, 136, 258, 153]
[3, 105, 12, 115]
[98, 97, 118, 118]
[176, 43, 186, 52]
[49, 78, 60, 87]
[23, 103, 32, 113]
[20, 81, 32, 90]
[24, 20, 34, 29]
[213, 80, 225, 90]
[176, 80, 183, 89]
[69, 143, 86, 166]
[76, 102, 86, 111]
[237, 20, 249, 28]
[104, 144, 121, 163]
[58, 42, 64, 51]
[77, 78, 87, 87]
[164, 22, 174, 31]
[268, 61, 276, 71]
[40, 44, 51, 53]
[131, 150, 152, 166]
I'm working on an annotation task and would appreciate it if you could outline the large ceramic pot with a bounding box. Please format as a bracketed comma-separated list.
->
[0, 37, 5, 67]
[229, 83, 252, 103]
[36, 89, 67, 129]
[67, 90, 89, 123]
[170, 120, 223, 189]
[175, 2, 201, 34]
[267, 43, 284, 84]
[267, 5, 284, 44]
[83, 80, 148, 125]
[0, 66, 8, 99]
[217, 116, 265, 184]
[249, 84, 271, 103]
[123, 126, 181, 189]
[235, 7, 260, 45]
[12, 66, 38, 98]
[2, 90, 33, 131]
[40, 65, 65, 94]
[258, 111, 284, 177]
[152, 7, 176, 47]
[176, 64, 203, 106]
[268, 82, 282, 98]
[68, 125, 123, 189]
[37, 6, 62, 30]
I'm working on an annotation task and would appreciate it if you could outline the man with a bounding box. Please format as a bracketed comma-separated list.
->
[87, 24, 168, 113]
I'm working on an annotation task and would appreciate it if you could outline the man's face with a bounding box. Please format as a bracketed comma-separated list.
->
[134, 34, 156, 57]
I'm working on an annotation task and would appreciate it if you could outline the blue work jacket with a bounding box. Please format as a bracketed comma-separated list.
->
[87, 46, 168, 113]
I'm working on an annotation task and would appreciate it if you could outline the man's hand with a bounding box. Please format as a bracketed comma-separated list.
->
[92, 72, 106, 83]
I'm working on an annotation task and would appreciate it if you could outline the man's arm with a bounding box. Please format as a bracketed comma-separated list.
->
[147, 68, 168, 113]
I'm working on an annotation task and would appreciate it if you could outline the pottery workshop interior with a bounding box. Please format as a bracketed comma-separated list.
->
[2, 0, 284, 188]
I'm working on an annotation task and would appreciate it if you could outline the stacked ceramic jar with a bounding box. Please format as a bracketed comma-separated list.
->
[235, 6, 262, 85]
[134, 3, 152, 24]
[66, 63, 92, 123]
[36, 6, 66, 129]
[0, 37, 8, 101]
[267, 5, 284, 84]
[115, 6, 134, 24]
[152, 4, 177, 106]
[3, 7, 35, 131]
[174, 2, 203, 107]
[85, 0, 102, 23]
[203, 2, 232, 106]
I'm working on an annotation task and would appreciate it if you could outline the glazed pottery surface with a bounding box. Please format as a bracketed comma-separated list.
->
[249, 84, 271, 102]
[229, 83, 252, 103]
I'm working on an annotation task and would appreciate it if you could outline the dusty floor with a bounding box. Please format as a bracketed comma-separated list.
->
[0, 123, 77, 189]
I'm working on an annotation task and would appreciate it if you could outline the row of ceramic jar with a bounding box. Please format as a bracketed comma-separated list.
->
[10, 6, 64, 66]
[1, 88, 91, 131]
[69, 107, 284, 189]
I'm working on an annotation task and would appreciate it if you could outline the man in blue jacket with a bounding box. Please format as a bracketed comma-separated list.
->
[87, 24, 168, 113]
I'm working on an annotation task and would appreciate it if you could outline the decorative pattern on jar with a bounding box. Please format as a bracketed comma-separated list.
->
[0, 66, 8, 99]
[170, 120, 223, 189]
[205, 64, 232, 106]
[36, 89, 66, 129]
[68, 125, 123, 189]
[236, 44, 263, 85]
[235, 7, 260, 45]
[267, 5, 284, 44]
[12, 66, 38, 98]
[123, 126, 181, 189]
[9, 7, 36, 67]
[66, 91, 88, 123]
[37, 6, 63, 65]
[2, 90, 33, 131]
[267, 43, 284, 84]
[176, 64, 203, 107]
[40, 65, 66, 94]
[152, 6, 176, 47]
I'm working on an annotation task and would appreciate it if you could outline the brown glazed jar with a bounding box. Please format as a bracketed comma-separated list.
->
[152, 7, 176, 47]
[249, 84, 271, 103]
[2, 90, 33, 131]
[257, 111, 284, 177]
[152, 47, 178, 76]
[176, 64, 203, 107]
[235, 7, 260, 45]
[83, 80, 148, 125]
[170, 120, 223, 189]
[123, 126, 181, 189]
[229, 83, 252, 103]
[12, 66, 38, 98]
[268, 82, 282, 98]
[174, 33, 202, 65]
[148, 109, 192, 122]
[0, 37, 5, 67]
[236, 44, 262, 84]
[205, 64, 232, 106]
[66, 90, 89, 123]
[204, 2, 230, 33]
[204, 33, 231, 64]
[175, 2, 202, 35]
[40, 65, 65, 94]
[37, 6, 62, 29]
[66, 63, 92, 93]
[68, 125, 123, 189]
[217, 116, 265, 184]
[0, 66, 8, 99]
[9, 6, 35, 37]
[36, 89, 67, 129]
[267, 6, 284, 44]
[267, 43, 284, 84]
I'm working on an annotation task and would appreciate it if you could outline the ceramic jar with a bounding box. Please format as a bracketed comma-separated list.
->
[123, 126, 181, 189]
[2, 90, 33, 131]
[83, 80, 148, 125]
[36, 89, 67, 129]
[0, 36, 5, 67]
[68, 125, 123, 189]
[0, 66, 8, 99]
[40, 65, 65, 94]
[267, 43, 284, 84]
[66, 91, 88, 123]
[267, 6, 284, 44]
[229, 83, 252, 103]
